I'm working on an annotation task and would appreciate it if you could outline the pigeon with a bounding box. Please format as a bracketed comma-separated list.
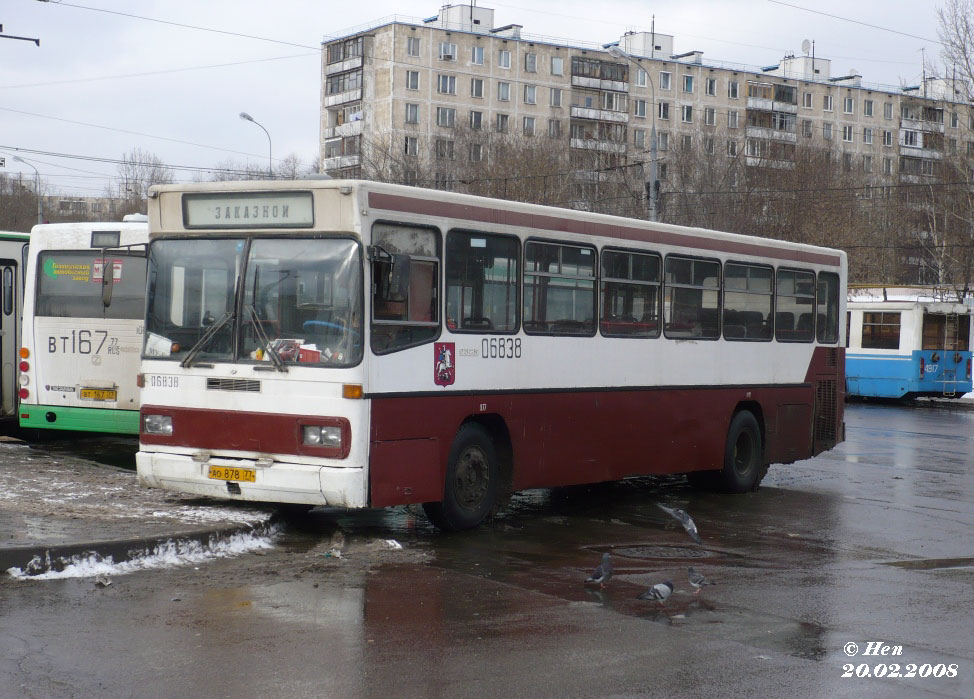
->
[637, 581, 673, 603]
[657, 503, 703, 544]
[584, 552, 613, 588]
[687, 566, 715, 593]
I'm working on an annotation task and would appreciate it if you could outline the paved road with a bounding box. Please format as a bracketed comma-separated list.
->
[1, 402, 972, 698]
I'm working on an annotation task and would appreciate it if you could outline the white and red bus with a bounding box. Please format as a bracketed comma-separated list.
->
[137, 180, 846, 530]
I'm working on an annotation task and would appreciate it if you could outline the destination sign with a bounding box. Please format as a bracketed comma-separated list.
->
[182, 191, 314, 229]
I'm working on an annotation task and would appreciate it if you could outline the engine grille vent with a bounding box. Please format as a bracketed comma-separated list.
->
[825, 348, 838, 368]
[206, 378, 260, 393]
[814, 379, 837, 445]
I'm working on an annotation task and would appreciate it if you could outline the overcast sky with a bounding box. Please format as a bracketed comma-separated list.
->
[0, 0, 947, 199]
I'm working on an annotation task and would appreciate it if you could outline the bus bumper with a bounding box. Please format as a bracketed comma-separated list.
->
[136, 451, 366, 507]
[20, 405, 140, 434]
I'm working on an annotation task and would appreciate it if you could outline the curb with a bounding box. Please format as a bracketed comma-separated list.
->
[1, 519, 275, 575]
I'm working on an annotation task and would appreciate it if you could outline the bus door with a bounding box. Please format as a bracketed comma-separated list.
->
[0, 259, 19, 417]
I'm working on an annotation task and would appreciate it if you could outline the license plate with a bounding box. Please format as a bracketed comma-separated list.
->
[207, 465, 256, 483]
[80, 388, 117, 401]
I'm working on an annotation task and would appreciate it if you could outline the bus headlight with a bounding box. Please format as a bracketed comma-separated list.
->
[302, 425, 342, 448]
[143, 414, 173, 435]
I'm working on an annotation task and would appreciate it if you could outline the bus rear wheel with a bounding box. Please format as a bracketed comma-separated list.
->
[687, 410, 766, 493]
[423, 424, 498, 531]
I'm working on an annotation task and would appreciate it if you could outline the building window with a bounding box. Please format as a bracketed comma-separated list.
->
[864, 127, 873, 144]
[470, 77, 484, 98]
[823, 94, 833, 112]
[844, 97, 854, 114]
[407, 37, 420, 57]
[802, 92, 812, 108]
[802, 119, 812, 138]
[903, 130, 919, 147]
[951, 111, 959, 128]
[884, 102, 893, 119]
[824, 123, 833, 140]
[727, 139, 738, 156]
[439, 42, 457, 60]
[842, 125, 854, 142]
[470, 110, 483, 130]
[635, 68, 647, 87]
[681, 134, 693, 149]
[864, 99, 874, 117]
[704, 136, 715, 154]
[498, 49, 511, 68]
[496, 113, 509, 133]
[659, 71, 672, 90]
[704, 107, 716, 126]
[728, 110, 739, 129]
[550, 87, 563, 107]
[728, 80, 739, 99]
[843, 152, 853, 170]
[406, 70, 419, 90]
[405, 103, 419, 124]
[497, 81, 510, 101]
[883, 129, 893, 146]
[883, 157, 893, 174]
[657, 131, 669, 151]
[658, 102, 670, 120]
[633, 128, 645, 148]
[436, 107, 456, 127]
[435, 138, 455, 160]
[434, 172, 456, 190]
[551, 56, 564, 76]
[525, 53, 537, 73]
[469, 45, 484, 65]
[863, 155, 873, 173]
[634, 99, 647, 117]
[404, 136, 418, 156]
[522, 116, 536, 136]
[437, 74, 456, 94]
[705, 77, 717, 96]
[524, 84, 537, 104]
[325, 69, 363, 95]
[683, 74, 694, 93]
[548, 119, 561, 138]
[681, 105, 693, 123]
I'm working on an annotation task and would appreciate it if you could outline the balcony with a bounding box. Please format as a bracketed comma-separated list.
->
[325, 56, 362, 76]
[745, 126, 797, 143]
[746, 97, 798, 114]
[323, 154, 360, 171]
[571, 76, 629, 93]
[570, 138, 626, 153]
[900, 117, 945, 133]
[745, 156, 795, 170]
[570, 106, 629, 123]
[325, 89, 362, 107]
[322, 119, 364, 140]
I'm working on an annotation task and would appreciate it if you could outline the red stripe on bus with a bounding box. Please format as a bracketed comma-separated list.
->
[367, 192, 843, 267]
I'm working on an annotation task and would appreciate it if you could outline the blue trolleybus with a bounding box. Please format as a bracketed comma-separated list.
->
[846, 288, 973, 399]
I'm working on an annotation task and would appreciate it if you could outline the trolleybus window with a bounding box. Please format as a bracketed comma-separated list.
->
[600, 248, 661, 338]
[922, 313, 971, 351]
[722, 262, 773, 341]
[144, 239, 240, 360]
[241, 238, 362, 366]
[663, 256, 720, 339]
[446, 230, 519, 333]
[861, 312, 900, 350]
[370, 223, 439, 354]
[775, 269, 815, 342]
[816, 272, 840, 344]
[35, 250, 147, 319]
[523, 241, 596, 335]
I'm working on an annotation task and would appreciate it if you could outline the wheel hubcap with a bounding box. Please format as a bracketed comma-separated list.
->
[454, 446, 489, 511]
[733, 431, 753, 476]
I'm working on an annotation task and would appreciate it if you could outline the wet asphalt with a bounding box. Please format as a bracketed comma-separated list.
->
[1, 401, 972, 698]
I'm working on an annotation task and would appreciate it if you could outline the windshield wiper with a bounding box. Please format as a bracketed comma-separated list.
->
[247, 304, 287, 373]
[180, 311, 234, 368]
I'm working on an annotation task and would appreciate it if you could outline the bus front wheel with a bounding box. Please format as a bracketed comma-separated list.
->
[687, 410, 766, 493]
[423, 423, 498, 531]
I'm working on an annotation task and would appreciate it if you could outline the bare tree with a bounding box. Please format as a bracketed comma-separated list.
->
[105, 148, 174, 216]
[0, 173, 41, 232]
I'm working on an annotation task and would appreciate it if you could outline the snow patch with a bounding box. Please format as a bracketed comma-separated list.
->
[6, 524, 281, 580]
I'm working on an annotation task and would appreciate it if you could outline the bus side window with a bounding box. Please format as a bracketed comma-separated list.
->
[775, 269, 815, 342]
[523, 241, 596, 336]
[371, 223, 440, 354]
[600, 248, 661, 338]
[663, 255, 720, 340]
[446, 230, 519, 333]
[816, 272, 840, 344]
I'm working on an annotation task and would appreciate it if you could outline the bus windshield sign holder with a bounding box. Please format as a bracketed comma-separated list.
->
[182, 191, 314, 229]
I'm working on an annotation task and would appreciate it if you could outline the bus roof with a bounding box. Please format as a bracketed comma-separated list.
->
[0, 230, 31, 242]
[148, 179, 846, 269]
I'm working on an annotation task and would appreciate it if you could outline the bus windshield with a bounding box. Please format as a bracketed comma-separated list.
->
[144, 237, 363, 367]
[35, 250, 147, 319]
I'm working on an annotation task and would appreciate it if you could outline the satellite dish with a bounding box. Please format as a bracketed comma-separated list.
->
[801, 39, 811, 55]
[850, 67, 859, 76]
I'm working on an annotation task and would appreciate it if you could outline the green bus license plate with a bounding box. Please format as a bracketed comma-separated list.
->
[207, 466, 256, 483]
[80, 388, 117, 401]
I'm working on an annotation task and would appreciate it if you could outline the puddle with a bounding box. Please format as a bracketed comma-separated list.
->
[882, 557, 974, 570]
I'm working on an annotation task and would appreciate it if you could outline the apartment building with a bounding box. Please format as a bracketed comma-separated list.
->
[321, 3, 970, 190]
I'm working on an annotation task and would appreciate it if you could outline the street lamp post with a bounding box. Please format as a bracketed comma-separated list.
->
[239, 112, 273, 178]
[13, 156, 42, 225]
[607, 45, 658, 222]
